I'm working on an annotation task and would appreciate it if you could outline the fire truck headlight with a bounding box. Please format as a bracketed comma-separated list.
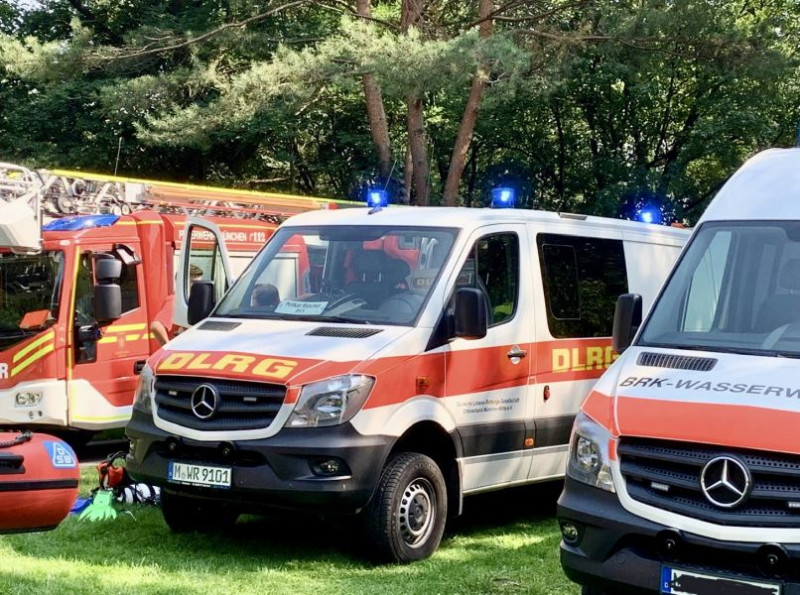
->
[286, 375, 374, 428]
[566, 410, 615, 493]
[133, 365, 154, 415]
[15, 391, 42, 407]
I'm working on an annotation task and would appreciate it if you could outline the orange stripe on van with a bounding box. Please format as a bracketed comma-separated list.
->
[616, 397, 800, 456]
[582, 390, 614, 429]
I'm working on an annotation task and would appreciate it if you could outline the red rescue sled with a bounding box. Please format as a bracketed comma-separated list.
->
[0, 431, 80, 533]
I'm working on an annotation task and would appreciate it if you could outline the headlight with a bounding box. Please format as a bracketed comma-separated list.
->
[133, 364, 154, 415]
[566, 410, 615, 493]
[286, 375, 374, 428]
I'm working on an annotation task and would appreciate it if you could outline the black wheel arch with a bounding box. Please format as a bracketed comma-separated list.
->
[386, 421, 462, 518]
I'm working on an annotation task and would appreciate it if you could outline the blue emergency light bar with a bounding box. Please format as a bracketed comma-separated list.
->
[43, 214, 120, 232]
[638, 209, 662, 224]
[491, 187, 516, 208]
[367, 189, 389, 209]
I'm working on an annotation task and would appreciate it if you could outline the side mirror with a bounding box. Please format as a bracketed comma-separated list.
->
[612, 293, 642, 354]
[94, 284, 121, 323]
[454, 287, 488, 340]
[95, 258, 122, 281]
[188, 280, 216, 325]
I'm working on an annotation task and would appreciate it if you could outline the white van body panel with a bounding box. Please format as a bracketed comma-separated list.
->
[145, 205, 688, 502]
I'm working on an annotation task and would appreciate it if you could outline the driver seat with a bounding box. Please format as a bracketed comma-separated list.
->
[755, 259, 800, 331]
[347, 251, 396, 308]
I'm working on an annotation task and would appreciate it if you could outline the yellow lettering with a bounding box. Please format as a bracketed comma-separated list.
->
[252, 358, 297, 379]
[571, 348, 586, 371]
[587, 347, 604, 370]
[552, 349, 570, 373]
[187, 353, 213, 370]
[160, 353, 194, 371]
[212, 354, 256, 373]
[605, 346, 618, 367]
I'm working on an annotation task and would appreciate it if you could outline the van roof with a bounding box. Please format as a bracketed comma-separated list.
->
[283, 205, 688, 240]
[700, 148, 800, 224]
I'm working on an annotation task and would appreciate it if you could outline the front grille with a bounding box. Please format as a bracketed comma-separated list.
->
[198, 321, 241, 331]
[637, 352, 717, 371]
[306, 326, 383, 338]
[154, 375, 286, 431]
[620, 438, 800, 527]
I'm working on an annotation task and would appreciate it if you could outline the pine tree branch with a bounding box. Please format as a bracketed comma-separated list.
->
[95, 0, 312, 62]
[310, 0, 399, 31]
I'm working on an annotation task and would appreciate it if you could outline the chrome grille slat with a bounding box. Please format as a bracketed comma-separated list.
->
[620, 438, 800, 527]
[154, 375, 286, 431]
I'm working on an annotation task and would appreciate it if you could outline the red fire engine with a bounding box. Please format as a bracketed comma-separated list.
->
[0, 162, 350, 444]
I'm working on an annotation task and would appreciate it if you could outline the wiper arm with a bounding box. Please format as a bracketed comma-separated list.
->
[0, 329, 35, 339]
[288, 314, 369, 324]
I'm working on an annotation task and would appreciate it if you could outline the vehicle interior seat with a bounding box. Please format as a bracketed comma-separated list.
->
[755, 258, 800, 332]
[347, 251, 406, 309]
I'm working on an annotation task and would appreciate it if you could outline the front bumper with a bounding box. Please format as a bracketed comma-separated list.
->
[126, 408, 393, 515]
[558, 476, 800, 594]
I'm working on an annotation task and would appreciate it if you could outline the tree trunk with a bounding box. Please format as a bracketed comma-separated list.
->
[402, 0, 429, 205]
[442, 0, 493, 207]
[357, 0, 392, 179]
[407, 95, 430, 205]
[403, 145, 413, 205]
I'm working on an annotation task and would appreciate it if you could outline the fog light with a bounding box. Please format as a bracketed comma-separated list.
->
[128, 440, 136, 457]
[560, 521, 581, 545]
[15, 391, 42, 407]
[312, 458, 349, 477]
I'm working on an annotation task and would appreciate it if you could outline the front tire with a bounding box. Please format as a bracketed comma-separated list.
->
[363, 452, 447, 563]
[161, 490, 239, 533]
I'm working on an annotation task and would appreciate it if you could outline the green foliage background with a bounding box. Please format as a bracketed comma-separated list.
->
[1, 0, 799, 222]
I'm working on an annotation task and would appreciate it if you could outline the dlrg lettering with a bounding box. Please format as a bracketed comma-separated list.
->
[0, 363, 7, 379]
[552, 346, 618, 373]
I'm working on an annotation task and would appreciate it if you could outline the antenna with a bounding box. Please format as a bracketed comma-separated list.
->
[114, 137, 122, 176]
[796, 121, 800, 147]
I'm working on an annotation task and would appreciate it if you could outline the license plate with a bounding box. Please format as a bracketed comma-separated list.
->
[661, 566, 781, 595]
[168, 461, 232, 488]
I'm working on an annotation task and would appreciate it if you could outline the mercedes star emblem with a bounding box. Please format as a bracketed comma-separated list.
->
[700, 456, 752, 509]
[191, 384, 219, 420]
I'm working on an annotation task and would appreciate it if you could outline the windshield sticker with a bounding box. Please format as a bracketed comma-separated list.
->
[620, 376, 800, 398]
[275, 300, 328, 316]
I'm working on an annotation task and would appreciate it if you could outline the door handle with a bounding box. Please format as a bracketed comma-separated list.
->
[507, 346, 527, 360]
[134, 360, 146, 375]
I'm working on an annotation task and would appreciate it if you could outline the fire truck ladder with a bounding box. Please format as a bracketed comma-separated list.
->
[2, 161, 356, 226]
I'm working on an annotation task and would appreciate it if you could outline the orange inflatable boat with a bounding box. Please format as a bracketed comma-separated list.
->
[0, 431, 80, 533]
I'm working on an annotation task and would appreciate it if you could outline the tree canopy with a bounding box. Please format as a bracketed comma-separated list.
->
[1, 0, 798, 222]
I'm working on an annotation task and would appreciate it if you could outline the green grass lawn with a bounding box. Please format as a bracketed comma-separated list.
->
[0, 471, 578, 595]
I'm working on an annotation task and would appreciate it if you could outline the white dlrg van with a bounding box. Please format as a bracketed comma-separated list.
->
[125, 205, 687, 562]
[558, 148, 800, 594]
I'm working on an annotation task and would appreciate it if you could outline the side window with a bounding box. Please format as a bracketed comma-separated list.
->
[683, 231, 732, 332]
[538, 234, 627, 338]
[186, 227, 227, 303]
[74, 253, 95, 327]
[456, 233, 519, 327]
[74, 253, 139, 325]
[119, 259, 140, 314]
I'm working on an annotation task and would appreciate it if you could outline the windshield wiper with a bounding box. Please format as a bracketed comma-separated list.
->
[0, 329, 35, 339]
[290, 314, 369, 324]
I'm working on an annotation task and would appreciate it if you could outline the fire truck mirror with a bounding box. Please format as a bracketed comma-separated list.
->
[94, 284, 122, 324]
[95, 258, 122, 281]
[187, 280, 215, 325]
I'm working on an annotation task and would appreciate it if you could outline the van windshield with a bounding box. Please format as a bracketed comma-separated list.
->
[215, 225, 458, 326]
[0, 251, 63, 351]
[640, 221, 800, 357]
